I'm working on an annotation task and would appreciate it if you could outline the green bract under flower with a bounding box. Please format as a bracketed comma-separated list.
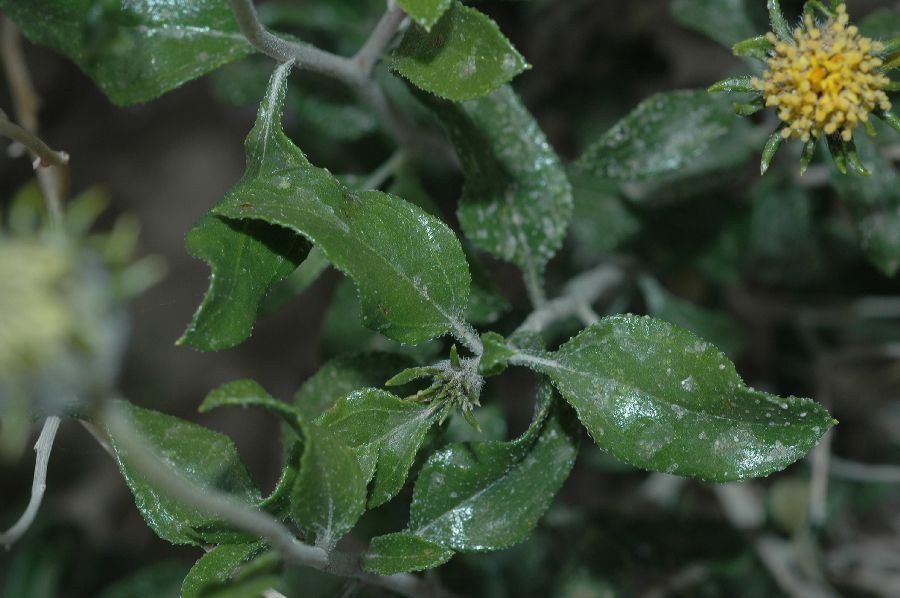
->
[709, 0, 900, 176]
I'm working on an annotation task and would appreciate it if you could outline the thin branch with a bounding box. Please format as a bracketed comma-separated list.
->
[830, 457, 900, 484]
[452, 320, 484, 357]
[96, 404, 460, 598]
[522, 265, 548, 311]
[1, 416, 61, 550]
[0, 117, 69, 168]
[516, 262, 628, 334]
[0, 18, 39, 132]
[228, 0, 360, 84]
[353, 1, 406, 77]
[359, 150, 405, 191]
[1, 18, 69, 224]
[227, 0, 450, 160]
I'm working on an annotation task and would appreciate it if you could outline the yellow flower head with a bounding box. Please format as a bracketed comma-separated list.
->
[709, 1, 900, 175]
[754, 4, 891, 144]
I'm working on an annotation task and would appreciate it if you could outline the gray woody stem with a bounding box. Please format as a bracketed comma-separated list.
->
[0, 117, 69, 169]
[517, 262, 629, 334]
[100, 403, 460, 598]
[353, 1, 407, 76]
[227, 0, 427, 152]
[1, 417, 61, 549]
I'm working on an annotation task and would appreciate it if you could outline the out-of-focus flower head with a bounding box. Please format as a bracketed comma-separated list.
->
[0, 183, 164, 460]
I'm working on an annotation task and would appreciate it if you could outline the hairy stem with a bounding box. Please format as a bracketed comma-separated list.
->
[516, 262, 629, 334]
[228, 0, 360, 83]
[1, 416, 61, 549]
[96, 403, 459, 598]
[353, 1, 406, 77]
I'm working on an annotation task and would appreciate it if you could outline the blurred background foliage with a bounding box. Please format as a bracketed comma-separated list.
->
[2, 0, 900, 596]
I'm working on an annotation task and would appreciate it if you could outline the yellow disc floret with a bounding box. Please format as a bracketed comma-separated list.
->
[753, 4, 891, 143]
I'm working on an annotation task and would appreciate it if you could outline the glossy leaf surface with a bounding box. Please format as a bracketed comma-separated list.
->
[181, 542, 267, 598]
[577, 91, 746, 182]
[290, 421, 366, 551]
[0, 0, 252, 105]
[317, 388, 443, 507]
[178, 205, 310, 353]
[392, 2, 528, 101]
[511, 315, 834, 481]
[396, 0, 453, 29]
[213, 62, 472, 345]
[403, 392, 577, 552]
[419, 86, 573, 295]
[106, 402, 261, 546]
[362, 533, 455, 575]
[293, 353, 415, 418]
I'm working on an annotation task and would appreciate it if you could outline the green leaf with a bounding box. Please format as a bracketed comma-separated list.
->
[396, 0, 453, 30]
[317, 388, 443, 507]
[178, 214, 310, 352]
[0, 0, 252, 106]
[105, 401, 261, 546]
[466, 251, 512, 325]
[733, 35, 775, 61]
[259, 442, 302, 519]
[200, 379, 302, 431]
[213, 62, 472, 345]
[181, 542, 268, 598]
[362, 533, 455, 575]
[831, 131, 900, 277]
[568, 171, 639, 263]
[293, 352, 416, 418]
[671, 0, 757, 47]
[320, 278, 443, 362]
[418, 86, 573, 296]
[480, 332, 517, 376]
[510, 315, 834, 482]
[858, 8, 900, 39]
[577, 90, 746, 183]
[392, 2, 528, 101]
[291, 421, 367, 550]
[402, 389, 578, 551]
[199, 379, 303, 517]
[638, 276, 746, 359]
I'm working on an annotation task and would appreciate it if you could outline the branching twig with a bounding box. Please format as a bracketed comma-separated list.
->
[1, 18, 69, 224]
[0, 117, 69, 168]
[97, 404, 460, 598]
[353, 1, 406, 77]
[228, 0, 360, 83]
[228, 0, 440, 157]
[1, 416, 61, 550]
[516, 262, 629, 334]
